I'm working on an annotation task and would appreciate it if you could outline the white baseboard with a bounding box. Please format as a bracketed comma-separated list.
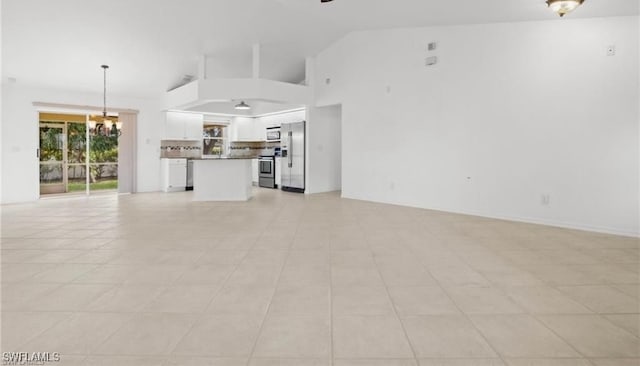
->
[341, 193, 639, 238]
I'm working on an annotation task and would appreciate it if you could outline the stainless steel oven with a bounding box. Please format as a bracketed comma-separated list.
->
[258, 156, 276, 188]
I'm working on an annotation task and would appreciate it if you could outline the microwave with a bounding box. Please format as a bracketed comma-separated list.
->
[266, 127, 280, 141]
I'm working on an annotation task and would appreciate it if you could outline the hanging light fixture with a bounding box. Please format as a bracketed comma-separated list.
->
[234, 101, 251, 110]
[546, 0, 585, 17]
[99, 64, 121, 137]
[101, 65, 110, 120]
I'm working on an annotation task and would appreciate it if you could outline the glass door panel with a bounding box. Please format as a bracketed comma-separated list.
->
[39, 123, 66, 194]
[67, 122, 88, 193]
[67, 164, 87, 192]
[91, 164, 118, 191]
[67, 122, 86, 164]
[89, 130, 118, 192]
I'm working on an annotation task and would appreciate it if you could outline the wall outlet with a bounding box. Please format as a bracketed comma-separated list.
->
[425, 56, 438, 66]
[607, 45, 616, 56]
[428, 42, 437, 51]
[541, 194, 551, 206]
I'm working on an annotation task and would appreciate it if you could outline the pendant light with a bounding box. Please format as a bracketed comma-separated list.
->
[100, 64, 120, 137]
[101, 65, 110, 120]
[234, 101, 251, 110]
[546, 0, 585, 17]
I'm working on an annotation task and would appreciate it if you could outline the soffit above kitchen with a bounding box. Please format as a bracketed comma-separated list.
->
[2, 0, 638, 98]
[182, 100, 304, 117]
[164, 77, 312, 113]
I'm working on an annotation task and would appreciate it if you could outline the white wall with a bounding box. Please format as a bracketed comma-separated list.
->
[1, 85, 164, 203]
[306, 105, 342, 194]
[0, 3, 3, 205]
[0, 84, 2, 201]
[315, 16, 640, 236]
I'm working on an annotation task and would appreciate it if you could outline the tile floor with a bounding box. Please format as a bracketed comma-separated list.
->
[1, 189, 639, 366]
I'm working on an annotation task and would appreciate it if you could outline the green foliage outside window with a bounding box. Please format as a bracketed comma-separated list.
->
[39, 121, 119, 185]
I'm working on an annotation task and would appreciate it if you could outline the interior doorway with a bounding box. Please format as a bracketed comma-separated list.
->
[39, 112, 120, 196]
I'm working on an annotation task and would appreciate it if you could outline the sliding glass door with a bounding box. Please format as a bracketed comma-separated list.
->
[39, 113, 119, 196]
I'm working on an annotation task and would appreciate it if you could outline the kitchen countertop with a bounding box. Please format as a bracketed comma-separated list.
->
[193, 156, 256, 160]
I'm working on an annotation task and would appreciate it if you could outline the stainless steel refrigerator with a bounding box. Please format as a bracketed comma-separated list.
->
[280, 121, 305, 193]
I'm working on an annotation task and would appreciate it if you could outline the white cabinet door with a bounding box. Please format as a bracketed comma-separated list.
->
[169, 164, 186, 189]
[235, 117, 254, 141]
[165, 117, 185, 139]
[161, 158, 187, 192]
[233, 117, 267, 141]
[275, 157, 281, 186]
[184, 119, 203, 140]
[165, 112, 203, 140]
[251, 159, 259, 183]
[253, 119, 266, 141]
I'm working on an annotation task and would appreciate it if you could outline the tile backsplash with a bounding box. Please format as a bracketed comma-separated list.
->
[229, 141, 279, 158]
[160, 139, 202, 158]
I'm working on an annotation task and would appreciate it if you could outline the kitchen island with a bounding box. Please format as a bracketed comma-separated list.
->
[192, 158, 253, 201]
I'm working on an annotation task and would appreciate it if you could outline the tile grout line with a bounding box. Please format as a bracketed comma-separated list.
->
[355, 215, 422, 364]
[128, 232, 259, 360]
[329, 232, 335, 366]
[370, 248, 421, 363]
[416, 231, 509, 365]
[459, 235, 607, 362]
[244, 205, 302, 366]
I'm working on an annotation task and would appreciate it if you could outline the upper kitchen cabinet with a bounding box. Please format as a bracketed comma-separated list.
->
[233, 117, 266, 141]
[165, 111, 203, 140]
[257, 109, 306, 128]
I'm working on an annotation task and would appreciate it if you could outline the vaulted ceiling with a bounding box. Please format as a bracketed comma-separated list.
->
[2, 0, 638, 98]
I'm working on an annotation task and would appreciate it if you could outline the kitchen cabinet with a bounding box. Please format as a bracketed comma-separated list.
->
[165, 112, 203, 140]
[253, 122, 266, 141]
[161, 158, 187, 192]
[275, 157, 282, 187]
[234, 117, 266, 141]
[252, 159, 259, 184]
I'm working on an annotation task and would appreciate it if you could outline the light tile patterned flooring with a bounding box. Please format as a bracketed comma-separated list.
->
[1, 189, 639, 366]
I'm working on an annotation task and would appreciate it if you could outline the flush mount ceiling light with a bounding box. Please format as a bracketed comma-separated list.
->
[234, 101, 251, 110]
[546, 0, 585, 17]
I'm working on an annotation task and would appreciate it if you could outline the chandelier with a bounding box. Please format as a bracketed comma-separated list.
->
[89, 65, 121, 137]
